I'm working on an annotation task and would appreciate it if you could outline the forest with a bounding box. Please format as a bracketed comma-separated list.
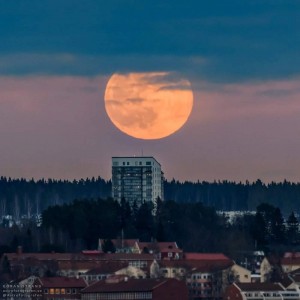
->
[0, 198, 299, 261]
[1, 176, 300, 260]
[0, 176, 300, 219]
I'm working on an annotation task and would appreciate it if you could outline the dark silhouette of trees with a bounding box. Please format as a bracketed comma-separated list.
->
[102, 239, 116, 253]
[286, 212, 299, 244]
[2, 176, 300, 220]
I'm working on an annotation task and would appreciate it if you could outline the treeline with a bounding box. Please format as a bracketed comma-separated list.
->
[1, 199, 299, 259]
[165, 179, 300, 214]
[1, 176, 300, 218]
[0, 176, 111, 219]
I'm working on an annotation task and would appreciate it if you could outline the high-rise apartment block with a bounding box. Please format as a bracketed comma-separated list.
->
[112, 156, 164, 208]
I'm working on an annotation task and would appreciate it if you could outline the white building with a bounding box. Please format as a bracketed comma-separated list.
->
[111, 156, 164, 210]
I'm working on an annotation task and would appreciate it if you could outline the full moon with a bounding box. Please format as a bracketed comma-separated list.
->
[104, 72, 194, 139]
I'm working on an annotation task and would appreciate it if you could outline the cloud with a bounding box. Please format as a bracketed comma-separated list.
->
[126, 97, 145, 104]
[0, 1, 299, 82]
[1, 74, 300, 181]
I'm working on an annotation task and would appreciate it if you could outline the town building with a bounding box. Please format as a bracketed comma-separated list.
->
[224, 282, 300, 300]
[32, 276, 88, 299]
[111, 156, 164, 210]
[81, 276, 188, 300]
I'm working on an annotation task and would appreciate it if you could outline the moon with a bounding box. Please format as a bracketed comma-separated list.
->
[104, 72, 194, 139]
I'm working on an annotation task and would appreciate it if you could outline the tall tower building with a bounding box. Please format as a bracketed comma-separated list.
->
[111, 156, 164, 209]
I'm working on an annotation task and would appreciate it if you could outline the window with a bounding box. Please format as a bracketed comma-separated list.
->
[61, 288, 65, 294]
[146, 161, 151, 165]
[168, 252, 173, 257]
[44, 289, 48, 294]
[55, 288, 60, 294]
[49, 288, 55, 294]
[72, 288, 76, 294]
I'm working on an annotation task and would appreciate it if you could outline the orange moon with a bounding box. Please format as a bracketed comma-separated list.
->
[104, 72, 194, 139]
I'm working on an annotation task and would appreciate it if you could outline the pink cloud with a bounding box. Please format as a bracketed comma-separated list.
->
[1, 75, 300, 183]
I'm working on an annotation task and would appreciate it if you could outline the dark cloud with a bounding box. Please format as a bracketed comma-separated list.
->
[0, 0, 299, 82]
[105, 99, 122, 106]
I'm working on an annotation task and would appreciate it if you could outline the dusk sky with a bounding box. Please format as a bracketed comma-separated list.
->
[1, 0, 300, 183]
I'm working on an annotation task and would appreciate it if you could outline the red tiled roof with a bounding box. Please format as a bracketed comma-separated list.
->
[159, 259, 233, 272]
[160, 248, 183, 253]
[84, 261, 128, 275]
[281, 257, 300, 265]
[5, 253, 77, 261]
[137, 242, 180, 252]
[82, 278, 175, 293]
[284, 252, 300, 258]
[37, 277, 87, 288]
[57, 260, 104, 271]
[4, 252, 155, 262]
[236, 282, 284, 292]
[82, 250, 102, 255]
[102, 253, 155, 260]
[184, 253, 230, 260]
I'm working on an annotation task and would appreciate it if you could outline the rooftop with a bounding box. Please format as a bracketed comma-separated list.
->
[37, 277, 87, 288]
[82, 278, 177, 293]
[236, 282, 285, 292]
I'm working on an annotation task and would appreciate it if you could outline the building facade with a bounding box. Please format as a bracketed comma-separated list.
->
[81, 277, 188, 300]
[112, 156, 164, 208]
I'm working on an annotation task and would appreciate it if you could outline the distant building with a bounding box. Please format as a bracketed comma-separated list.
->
[111, 156, 164, 209]
[32, 276, 88, 299]
[81, 276, 188, 300]
[224, 282, 300, 300]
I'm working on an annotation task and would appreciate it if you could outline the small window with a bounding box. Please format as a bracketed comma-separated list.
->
[44, 289, 49, 294]
[146, 161, 151, 165]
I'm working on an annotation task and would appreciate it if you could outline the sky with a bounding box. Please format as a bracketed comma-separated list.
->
[1, 0, 300, 183]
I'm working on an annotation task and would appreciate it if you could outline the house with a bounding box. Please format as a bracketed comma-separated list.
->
[136, 241, 183, 259]
[80, 261, 128, 282]
[281, 257, 300, 273]
[231, 264, 252, 283]
[81, 276, 188, 300]
[186, 264, 233, 300]
[32, 276, 88, 299]
[99, 238, 139, 253]
[115, 265, 147, 279]
[260, 256, 278, 282]
[156, 253, 234, 299]
[224, 282, 300, 300]
[2, 249, 157, 281]
[284, 252, 300, 258]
